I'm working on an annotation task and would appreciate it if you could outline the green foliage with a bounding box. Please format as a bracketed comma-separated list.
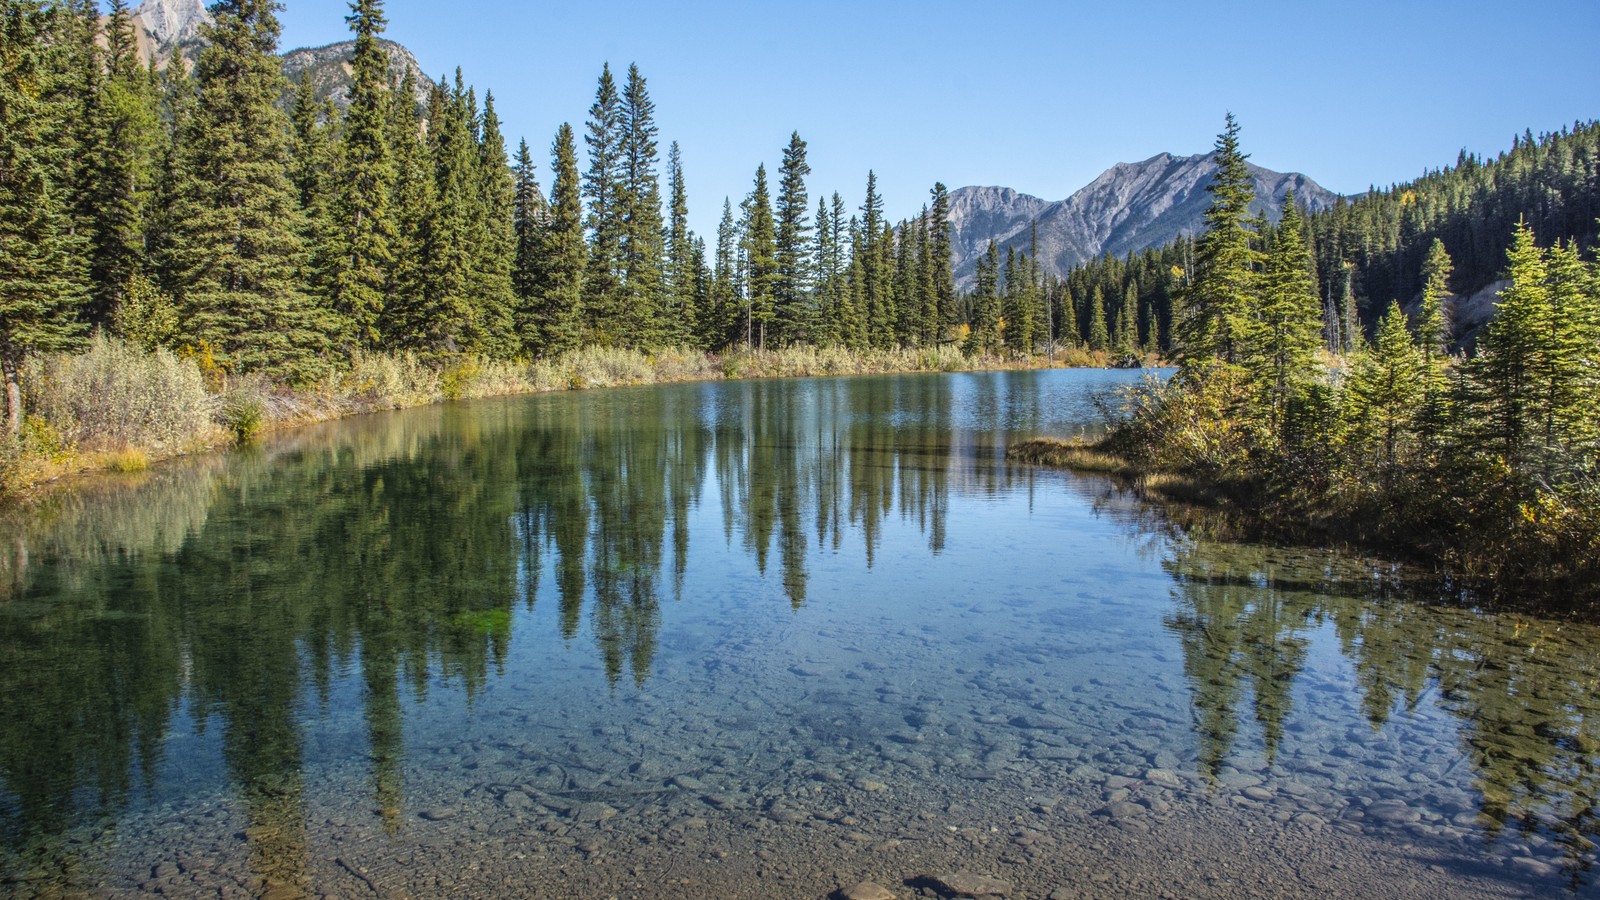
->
[166, 0, 330, 381]
[219, 386, 265, 444]
[741, 163, 777, 348]
[112, 274, 180, 351]
[1176, 113, 1261, 368]
[26, 333, 211, 452]
[773, 132, 812, 344]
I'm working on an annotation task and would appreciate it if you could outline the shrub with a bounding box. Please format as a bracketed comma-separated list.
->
[26, 334, 213, 453]
[218, 381, 267, 444]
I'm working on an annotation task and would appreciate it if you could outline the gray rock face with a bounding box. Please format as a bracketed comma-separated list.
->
[945, 153, 1342, 289]
[281, 39, 432, 111]
[132, 0, 212, 68]
[130, 1, 431, 112]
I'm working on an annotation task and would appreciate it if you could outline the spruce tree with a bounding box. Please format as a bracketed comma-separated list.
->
[741, 164, 777, 349]
[1116, 282, 1139, 356]
[325, 0, 396, 350]
[403, 74, 476, 353]
[511, 138, 544, 352]
[0, 0, 87, 431]
[1245, 193, 1322, 428]
[664, 141, 696, 346]
[929, 182, 956, 336]
[380, 66, 433, 348]
[83, 0, 160, 324]
[1087, 285, 1109, 352]
[709, 198, 738, 349]
[965, 242, 1001, 356]
[774, 131, 812, 344]
[470, 91, 517, 357]
[1002, 248, 1036, 354]
[1415, 237, 1453, 361]
[859, 171, 892, 348]
[1341, 301, 1425, 476]
[1177, 113, 1260, 368]
[167, 0, 329, 379]
[536, 123, 584, 356]
[582, 64, 623, 343]
[616, 63, 663, 347]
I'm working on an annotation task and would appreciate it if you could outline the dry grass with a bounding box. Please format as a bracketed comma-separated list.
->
[1007, 438, 1133, 475]
[3, 341, 1129, 498]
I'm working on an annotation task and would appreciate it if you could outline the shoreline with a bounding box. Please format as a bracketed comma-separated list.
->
[2, 344, 1149, 504]
[1007, 436, 1600, 614]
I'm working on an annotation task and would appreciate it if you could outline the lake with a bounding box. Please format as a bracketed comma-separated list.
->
[1, 369, 1596, 899]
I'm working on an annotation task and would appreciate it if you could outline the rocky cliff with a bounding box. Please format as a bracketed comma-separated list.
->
[946, 153, 1342, 289]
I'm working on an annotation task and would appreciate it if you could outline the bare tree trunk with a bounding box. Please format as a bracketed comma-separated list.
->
[2, 352, 20, 436]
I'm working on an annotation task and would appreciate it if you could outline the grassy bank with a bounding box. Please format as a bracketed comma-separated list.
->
[1, 338, 1124, 499]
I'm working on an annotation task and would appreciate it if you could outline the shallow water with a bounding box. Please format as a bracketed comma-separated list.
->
[1, 369, 1597, 899]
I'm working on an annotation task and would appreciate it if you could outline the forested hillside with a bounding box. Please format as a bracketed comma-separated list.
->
[1046, 123, 1600, 357]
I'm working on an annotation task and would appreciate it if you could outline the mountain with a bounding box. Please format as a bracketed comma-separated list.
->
[131, 0, 210, 69]
[129, 0, 431, 109]
[945, 153, 1342, 289]
[281, 40, 432, 110]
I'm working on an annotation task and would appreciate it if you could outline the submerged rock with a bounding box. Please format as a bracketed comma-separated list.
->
[840, 880, 898, 900]
[928, 870, 1013, 897]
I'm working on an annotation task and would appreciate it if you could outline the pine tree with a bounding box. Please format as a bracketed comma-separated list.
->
[1087, 285, 1109, 352]
[1341, 301, 1425, 476]
[741, 164, 777, 349]
[616, 63, 663, 347]
[965, 241, 1001, 355]
[1176, 113, 1260, 368]
[0, 0, 87, 430]
[1468, 221, 1552, 471]
[1245, 193, 1323, 428]
[83, 0, 160, 324]
[773, 131, 811, 344]
[535, 123, 584, 356]
[859, 171, 892, 348]
[663, 141, 696, 345]
[1415, 237, 1453, 361]
[380, 66, 433, 348]
[511, 138, 544, 353]
[582, 64, 623, 343]
[167, 0, 329, 379]
[325, 0, 396, 350]
[929, 182, 956, 336]
[469, 91, 518, 357]
[709, 198, 738, 349]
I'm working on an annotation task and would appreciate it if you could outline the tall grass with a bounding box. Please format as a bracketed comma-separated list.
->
[24, 334, 215, 452]
[2, 340, 1122, 497]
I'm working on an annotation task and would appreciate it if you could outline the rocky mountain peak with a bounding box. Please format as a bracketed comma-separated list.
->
[131, 0, 212, 68]
[943, 154, 1342, 289]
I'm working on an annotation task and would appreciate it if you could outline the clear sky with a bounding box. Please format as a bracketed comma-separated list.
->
[274, 0, 1598, 239]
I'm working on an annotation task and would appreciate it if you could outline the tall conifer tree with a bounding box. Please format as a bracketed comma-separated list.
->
[616, 63, 663, 346]
[1177, 113, 1260, 368]
[168, 0, 329, 379]
[0, 0, 87, 430]
[470, 91, 518, 356]
[536, 123, 584, 356]
[741, 164, 777, 349]
[325, 0, 396, 350]
[582, 64, 623, 342]
[664, 141, 696, 345]
[774, 131, 812, 344]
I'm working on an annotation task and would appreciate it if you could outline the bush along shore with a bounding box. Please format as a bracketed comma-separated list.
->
[1010, 117, 1600, 606]
[0, 337, 1128, 499]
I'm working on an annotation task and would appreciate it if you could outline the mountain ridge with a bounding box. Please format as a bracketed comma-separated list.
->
[943, 152, 1342, 289]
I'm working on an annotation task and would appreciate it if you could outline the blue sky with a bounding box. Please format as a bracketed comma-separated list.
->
[275, 0, 1598, 238]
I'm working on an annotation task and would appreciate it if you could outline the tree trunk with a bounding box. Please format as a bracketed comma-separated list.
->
[2, 351, 20, 436]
